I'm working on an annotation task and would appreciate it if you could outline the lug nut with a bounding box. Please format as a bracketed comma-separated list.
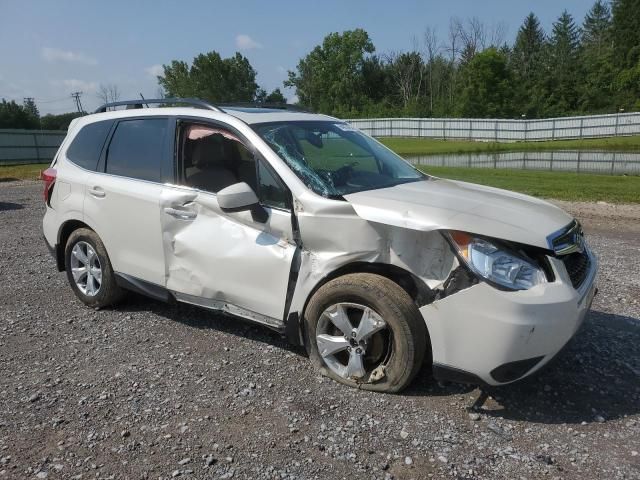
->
[351, 331, 357, 338]
[356, 348, 363, 354]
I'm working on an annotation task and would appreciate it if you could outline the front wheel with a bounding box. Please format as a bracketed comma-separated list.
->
[304, 273, 428, 393]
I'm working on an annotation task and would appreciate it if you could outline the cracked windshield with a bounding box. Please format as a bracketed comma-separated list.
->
[254, 121, 424, 197]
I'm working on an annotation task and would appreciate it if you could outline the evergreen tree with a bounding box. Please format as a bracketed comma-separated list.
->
[544, 10, 580, 116]
[612, 0, 640, 68]
[579, 1, 615, 112]
[510, 13, 546, 116]
[612, 0, 640, 109]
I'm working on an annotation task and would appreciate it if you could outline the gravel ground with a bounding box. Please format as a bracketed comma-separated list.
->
[1, 181, 639, 480]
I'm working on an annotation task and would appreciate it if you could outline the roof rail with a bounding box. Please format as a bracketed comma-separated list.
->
[94, 98, 223, 113]
[217, 102, 312, 113]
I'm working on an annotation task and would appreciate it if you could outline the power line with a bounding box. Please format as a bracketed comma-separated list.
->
[0, 94, 70, 104]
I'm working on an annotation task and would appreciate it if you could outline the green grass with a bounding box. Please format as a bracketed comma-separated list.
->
[2, 150, 638, 203]
[418, 166, 640, 203]
[380, 135, 640, 156]
[0, 163, 48, 182]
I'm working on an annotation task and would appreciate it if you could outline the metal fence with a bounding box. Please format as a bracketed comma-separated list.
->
[346, 112, 640, 142]
[1, 111, 640, 166]
[408, 150, 640, 175]
[0, 129, 66, 166]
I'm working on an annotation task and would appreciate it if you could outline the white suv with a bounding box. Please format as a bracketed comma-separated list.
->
[42, 99, 598, 392]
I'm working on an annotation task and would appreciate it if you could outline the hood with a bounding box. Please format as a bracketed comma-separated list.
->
[344, 178, 573, 250]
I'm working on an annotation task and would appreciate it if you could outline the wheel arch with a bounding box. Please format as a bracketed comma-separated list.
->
[55, 219, 95, 271]
[291, 261, 434, 350]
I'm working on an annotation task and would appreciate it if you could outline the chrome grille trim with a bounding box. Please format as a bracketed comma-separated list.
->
[546, 220, 586, 255]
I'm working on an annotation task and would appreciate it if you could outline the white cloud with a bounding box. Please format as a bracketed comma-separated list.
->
[42, 47, 97, 65]
[235, 34, 262, 50]
[145, 64, 164, 77]
[50, 79, 98, 93]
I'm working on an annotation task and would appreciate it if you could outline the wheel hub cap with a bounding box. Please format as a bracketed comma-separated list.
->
[70, 241, 102, 297]
[316, 302, 388, 380]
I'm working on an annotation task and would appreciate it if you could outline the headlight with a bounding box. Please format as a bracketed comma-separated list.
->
[448, 231, 547, 290]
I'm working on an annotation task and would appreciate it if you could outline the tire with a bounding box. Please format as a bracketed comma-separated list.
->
[304, 273, 428, 393]
[64, 228, 125, 309]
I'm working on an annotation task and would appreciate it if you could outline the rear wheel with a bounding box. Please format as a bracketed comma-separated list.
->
[64, 228, 125, 308]
[304, 273, 427, 393]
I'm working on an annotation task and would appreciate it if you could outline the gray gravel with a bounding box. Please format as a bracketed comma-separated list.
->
[1, 181, 639, 479]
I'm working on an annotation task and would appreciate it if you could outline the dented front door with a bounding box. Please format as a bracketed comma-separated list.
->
[160, 185, 296, 326]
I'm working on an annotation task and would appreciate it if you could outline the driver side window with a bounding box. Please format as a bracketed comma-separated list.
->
[179, 123, 257, 194]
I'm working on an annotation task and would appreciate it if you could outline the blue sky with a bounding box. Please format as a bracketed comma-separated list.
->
[1, 0, 593, 114]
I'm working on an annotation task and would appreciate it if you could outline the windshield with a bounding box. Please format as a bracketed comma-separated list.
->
[253, 121, 425, 197]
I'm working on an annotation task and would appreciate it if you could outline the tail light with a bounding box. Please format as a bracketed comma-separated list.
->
[41, 168, 57, 205]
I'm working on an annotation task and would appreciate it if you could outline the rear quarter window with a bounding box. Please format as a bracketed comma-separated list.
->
[66, 120, 113, 171]
[105, 118, 167, 182]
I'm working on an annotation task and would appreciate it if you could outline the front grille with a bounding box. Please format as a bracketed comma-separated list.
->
[562, 251, 591, 289]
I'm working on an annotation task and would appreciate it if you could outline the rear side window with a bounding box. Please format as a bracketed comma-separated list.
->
[66, 120, 113, 171]
[105, 119, 167, 182]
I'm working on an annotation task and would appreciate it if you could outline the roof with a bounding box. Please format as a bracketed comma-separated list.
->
[221, 106, 336, 124]
[82, 105, 337, 127]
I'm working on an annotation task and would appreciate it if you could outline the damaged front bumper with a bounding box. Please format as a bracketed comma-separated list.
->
[421, 251, 598, 386]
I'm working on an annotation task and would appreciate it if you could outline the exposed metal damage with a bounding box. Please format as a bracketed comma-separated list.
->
[159, 183, 466, 335]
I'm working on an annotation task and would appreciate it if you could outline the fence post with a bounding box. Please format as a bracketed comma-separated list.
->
[33, 132, 41, 163]
[614, 113, 620, 136]
[579, 117, 584, 139]
[577, 151, 581, 173]
[523, 119, 528, 142]
[551, 119, 556, 140]
[494, 120, 498, 142]
[469, 120, 473, 140]
[442, 119, 446, 140]
[389, 119, 393, 137]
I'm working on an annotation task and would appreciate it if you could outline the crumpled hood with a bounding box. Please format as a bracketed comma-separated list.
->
[344, 178, 573, 250]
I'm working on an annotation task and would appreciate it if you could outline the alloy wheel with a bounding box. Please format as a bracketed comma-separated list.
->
[315, 302, 390, 380]
[70, 241, 102, 296]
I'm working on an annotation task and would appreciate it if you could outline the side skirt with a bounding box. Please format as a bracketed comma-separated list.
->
[172, 291, 285, 334]
[115, 272, 174, 303]
[114, 273, 285, 334]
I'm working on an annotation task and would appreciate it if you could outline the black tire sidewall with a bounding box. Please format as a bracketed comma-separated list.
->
[305, 274, 426, 393]
[64, 229, 119, 308]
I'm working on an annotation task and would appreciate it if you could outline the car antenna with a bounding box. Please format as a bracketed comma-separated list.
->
[139, 93, 149, 108]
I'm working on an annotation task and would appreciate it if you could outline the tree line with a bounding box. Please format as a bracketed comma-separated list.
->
[2, 0, 638, 130]
[285, 0, 640, 118]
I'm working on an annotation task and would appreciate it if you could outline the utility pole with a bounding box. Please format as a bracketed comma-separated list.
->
[71, 92, 84, 113]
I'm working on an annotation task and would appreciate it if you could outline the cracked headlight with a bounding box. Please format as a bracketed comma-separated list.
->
[448, 231, 547, 290]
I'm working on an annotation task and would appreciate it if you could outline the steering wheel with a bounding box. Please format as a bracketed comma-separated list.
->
[331, 162, 358, 186]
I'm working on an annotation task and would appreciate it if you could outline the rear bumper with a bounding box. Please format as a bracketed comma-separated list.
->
[422, 251, 597, 386]
[43, 207, 65, 271]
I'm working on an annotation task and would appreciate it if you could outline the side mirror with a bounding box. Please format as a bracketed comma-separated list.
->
[217, 182, 259, 211]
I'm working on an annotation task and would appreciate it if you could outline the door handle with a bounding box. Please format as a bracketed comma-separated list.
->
[164, 207, 197, 220]
[88, 186, 105, 198]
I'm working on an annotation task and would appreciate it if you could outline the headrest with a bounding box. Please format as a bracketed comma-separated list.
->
[191, 133, 226, 169]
